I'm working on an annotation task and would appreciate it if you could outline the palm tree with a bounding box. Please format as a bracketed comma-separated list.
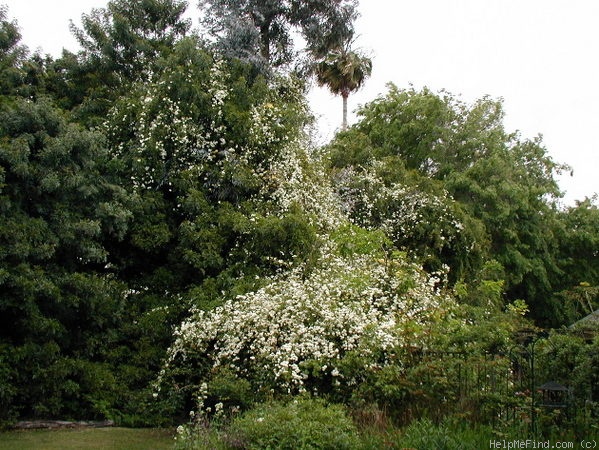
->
[313, 45, 372, 130]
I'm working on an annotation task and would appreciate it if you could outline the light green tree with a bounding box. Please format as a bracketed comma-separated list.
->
[328, 85, 571, 325]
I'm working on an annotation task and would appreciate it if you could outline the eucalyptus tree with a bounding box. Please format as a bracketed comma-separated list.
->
[197, 0, 358, 68]
[313, 44, 372, 130]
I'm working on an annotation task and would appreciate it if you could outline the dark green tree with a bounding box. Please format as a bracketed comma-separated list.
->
[49, 0, 192, 125]
[0, 6, 27, 99]
[0, 9, 67, 109]
[0, 96, 133, 420]
[70, 0, 191, 80]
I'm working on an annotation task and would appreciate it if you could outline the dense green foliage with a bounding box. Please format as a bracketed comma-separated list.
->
[0, 95, 129, 421]
[327, 84, 598, 325]
[1, 0, 317, 426]
[218, 398, 361, 450]
[0, 1, 597, 444]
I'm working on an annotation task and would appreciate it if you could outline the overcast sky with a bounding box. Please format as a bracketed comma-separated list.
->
[4, 0, 598, 205]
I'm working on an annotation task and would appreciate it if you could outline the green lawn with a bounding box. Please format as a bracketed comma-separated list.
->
[0, 427, 175, 450]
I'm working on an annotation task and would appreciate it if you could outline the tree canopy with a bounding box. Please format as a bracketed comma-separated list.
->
[198, 0, 357, 68]
[313, 44, 372, 130]
[71, 0, 191, 80]
[327, 84, 583, 325]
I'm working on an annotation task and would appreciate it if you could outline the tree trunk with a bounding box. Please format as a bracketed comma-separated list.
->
[341, 92, 349, 131]
[259, 22, 271, 63]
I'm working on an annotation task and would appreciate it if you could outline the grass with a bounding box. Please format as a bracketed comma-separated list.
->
[0, 427, 175, 450]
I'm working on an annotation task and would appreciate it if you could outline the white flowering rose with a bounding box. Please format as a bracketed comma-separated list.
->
[160, 246, 453, 401]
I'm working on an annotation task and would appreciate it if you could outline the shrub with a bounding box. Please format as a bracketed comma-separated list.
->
[157, 247, 454, 408]
[228, 397, 362, 450]
[396, 418, 492, 450]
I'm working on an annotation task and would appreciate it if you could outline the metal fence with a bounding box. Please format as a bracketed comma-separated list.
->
[405, 331, 596, 436]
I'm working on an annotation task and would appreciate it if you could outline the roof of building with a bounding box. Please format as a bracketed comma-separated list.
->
[569, 309, 599, 330]
[538, 381, 569, 391]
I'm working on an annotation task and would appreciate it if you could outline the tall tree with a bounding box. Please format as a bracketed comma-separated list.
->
[57, 0, 191, 125]
[0, 6, 27, 99]
[313, 44, 372, 130]
[198, 0, 357, 68]
[71, 0, 191, 81]
[0, 95, 134, 420]
[327, 86, 570, 325]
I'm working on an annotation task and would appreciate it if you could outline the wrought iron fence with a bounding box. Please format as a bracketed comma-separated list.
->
[405, 330, 596, 436]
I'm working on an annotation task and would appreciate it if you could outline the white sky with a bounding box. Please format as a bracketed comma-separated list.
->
[3, 0, 598, 205]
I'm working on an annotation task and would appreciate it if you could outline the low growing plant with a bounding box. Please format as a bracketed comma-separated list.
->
[227, 397, 362, 449]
